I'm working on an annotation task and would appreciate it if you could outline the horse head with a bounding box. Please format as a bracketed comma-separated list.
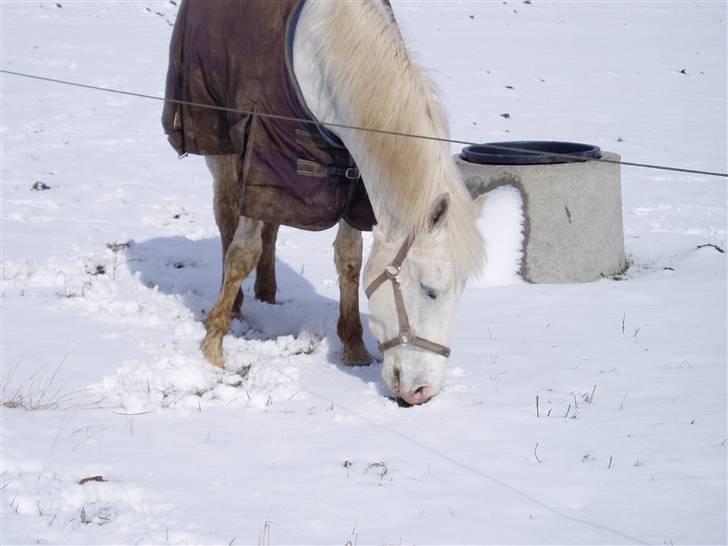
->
[365, 191, 487, 405]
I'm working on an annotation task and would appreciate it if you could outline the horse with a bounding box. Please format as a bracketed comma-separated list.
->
[163, 0, 488, 405]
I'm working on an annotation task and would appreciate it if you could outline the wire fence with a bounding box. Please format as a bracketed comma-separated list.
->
[2, 68, 726, 179]
[0, 67, 702, 543]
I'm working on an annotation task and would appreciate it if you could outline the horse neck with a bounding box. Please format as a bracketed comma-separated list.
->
[293, 0, 459, 238]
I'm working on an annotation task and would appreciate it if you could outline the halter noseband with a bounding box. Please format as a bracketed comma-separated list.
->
[364, 234, 451, 358]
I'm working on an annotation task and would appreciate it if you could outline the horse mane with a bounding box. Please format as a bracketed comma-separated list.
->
[315, 0, 485, 281]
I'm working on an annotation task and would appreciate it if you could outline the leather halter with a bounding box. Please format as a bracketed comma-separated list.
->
[365, 234, 452, 358]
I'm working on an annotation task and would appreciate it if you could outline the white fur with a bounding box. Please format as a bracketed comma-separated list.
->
[293, 1, 486, 402]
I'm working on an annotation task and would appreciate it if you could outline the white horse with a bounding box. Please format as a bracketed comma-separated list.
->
[199, 1, 487, 405]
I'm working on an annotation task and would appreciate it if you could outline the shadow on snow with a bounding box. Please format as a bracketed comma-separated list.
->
[125, 235, 387, 394]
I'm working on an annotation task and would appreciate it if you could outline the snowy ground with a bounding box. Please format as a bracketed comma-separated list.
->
[1, 1, 726, 545]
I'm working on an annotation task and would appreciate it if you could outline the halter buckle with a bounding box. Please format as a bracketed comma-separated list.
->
[385, 264, 400, 278]
[344, 167, 360, 180]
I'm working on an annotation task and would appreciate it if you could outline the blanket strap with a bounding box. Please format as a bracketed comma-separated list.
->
[296, 159, 360, 180]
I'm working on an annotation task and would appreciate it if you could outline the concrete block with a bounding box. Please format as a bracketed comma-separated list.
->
[455, 150, 627, 283]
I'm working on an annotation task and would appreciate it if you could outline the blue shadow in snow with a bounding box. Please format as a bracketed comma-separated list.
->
[125, 235, 386, 393]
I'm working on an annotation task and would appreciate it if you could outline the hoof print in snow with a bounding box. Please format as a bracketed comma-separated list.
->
[31, 181, 51, 191]
[231, 365, 251, 383]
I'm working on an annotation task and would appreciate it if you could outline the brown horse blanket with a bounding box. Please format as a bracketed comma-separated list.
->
[162, 0, 376, 231]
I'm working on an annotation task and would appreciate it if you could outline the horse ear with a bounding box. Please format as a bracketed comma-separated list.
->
[472, 193, 488, 216]
[428, 193, 450, 231]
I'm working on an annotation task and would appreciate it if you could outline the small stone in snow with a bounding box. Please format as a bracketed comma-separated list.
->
[79, 475, 106, 485]
[31, 181, 51, 191]
[469, 15, 474, 19]
[500, 113, 511, 119]
[679, 68, 687, 74]
[505, 85, 514, 89]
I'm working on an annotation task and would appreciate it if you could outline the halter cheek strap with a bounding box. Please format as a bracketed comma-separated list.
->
[365, 234, 451, 358]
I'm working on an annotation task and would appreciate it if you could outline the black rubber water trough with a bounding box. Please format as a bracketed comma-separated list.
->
[460, 141, 602, 165]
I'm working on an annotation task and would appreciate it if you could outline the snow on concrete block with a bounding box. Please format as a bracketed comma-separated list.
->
[456, 142, 627, 283]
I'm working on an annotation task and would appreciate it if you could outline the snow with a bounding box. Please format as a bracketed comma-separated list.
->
[1, 1, 726, 544]
[477, 185, 525, 287]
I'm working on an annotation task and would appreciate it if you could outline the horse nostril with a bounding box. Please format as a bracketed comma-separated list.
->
[414, 386, 427, 396]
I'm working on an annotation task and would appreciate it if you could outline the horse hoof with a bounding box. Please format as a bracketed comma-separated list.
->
[255, 292, 276, 305]
[343, 346, 373, 367]
[206, 356, 225, 368]
[201, 338, 225, 368]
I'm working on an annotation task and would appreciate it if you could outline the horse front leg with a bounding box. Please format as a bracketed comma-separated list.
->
[209, 155, 244, 316]
[334, 221, 372, 366]
[254, 223, 279, 304]
[201, 217, 263, 367]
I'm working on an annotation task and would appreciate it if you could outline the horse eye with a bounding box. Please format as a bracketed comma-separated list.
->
[420, 283, 438, 300]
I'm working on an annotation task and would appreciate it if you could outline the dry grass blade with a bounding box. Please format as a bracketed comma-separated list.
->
[1, 354, 102, 411]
